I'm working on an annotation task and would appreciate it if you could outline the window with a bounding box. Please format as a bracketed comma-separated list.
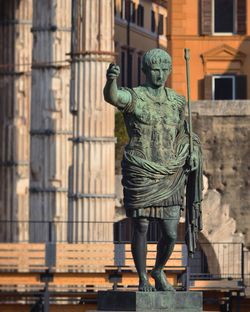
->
[212, 76, 235, 99]
[214, 0, 234, 33]
[158, 14, 164, 35]
[125, 0, 130, 20]
[131, 2, 136, 23]
[127, 53, 133, 88]
[200, 0, 246, 35]
[121, 51, 126, 86]
[120, 0, 125, 18]
[151, 10, 156, 33]
[204, 74, 247, 99]
[137, 4, 144, 27]
[120, 50, 133, 88]
[122, 0, 136, 22]
[137, 55, 142, 85]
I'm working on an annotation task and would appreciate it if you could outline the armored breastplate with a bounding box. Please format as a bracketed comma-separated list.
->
[124, 87, 182, 165]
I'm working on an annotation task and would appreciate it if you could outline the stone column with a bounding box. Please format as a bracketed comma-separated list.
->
[29, 0, 72, 242]
[68, 0, 116, 242]
[0, 0, 32, 242]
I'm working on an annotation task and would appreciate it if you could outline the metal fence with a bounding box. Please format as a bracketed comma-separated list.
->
[0, 220, 116, 243]
[0, 220, 186, 243]
[244, 247, 250, 287]
[0, 220, 249, 283]
[189, 242, 245, 281]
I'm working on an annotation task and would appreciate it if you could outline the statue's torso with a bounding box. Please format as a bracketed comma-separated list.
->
[124, 86, 185, 165]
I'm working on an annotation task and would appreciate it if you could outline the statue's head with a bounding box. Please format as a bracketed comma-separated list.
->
[142, 49, 172, 87]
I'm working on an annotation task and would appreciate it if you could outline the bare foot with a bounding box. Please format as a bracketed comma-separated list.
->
[151, 269, 176, 291]
[138, 275, 156, 292]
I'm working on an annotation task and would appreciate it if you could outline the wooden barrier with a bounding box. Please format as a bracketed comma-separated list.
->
[0, 242, 187, 293]
[0, 243, 46, 272]
[0, 243, 248, 311]
[0, 242, 186, 272]
[55, 243, 115, 272]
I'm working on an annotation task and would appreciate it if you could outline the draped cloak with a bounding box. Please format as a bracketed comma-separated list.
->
[118, 86, 203, 256]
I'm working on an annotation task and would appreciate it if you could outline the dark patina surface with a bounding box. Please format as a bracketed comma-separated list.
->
[97, 290, 203, 312]
[104, 49, 203, 292]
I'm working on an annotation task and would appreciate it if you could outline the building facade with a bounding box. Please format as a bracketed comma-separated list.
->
[114, 0, 250, 101]
[114, 0, 168, 88]
[168, 0, 249, 100]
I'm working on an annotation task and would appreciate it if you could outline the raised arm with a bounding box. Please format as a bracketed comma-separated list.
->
[103, 63, 132, 109]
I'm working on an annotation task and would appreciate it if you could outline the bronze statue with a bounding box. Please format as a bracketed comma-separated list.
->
[104, 49, 203, 292]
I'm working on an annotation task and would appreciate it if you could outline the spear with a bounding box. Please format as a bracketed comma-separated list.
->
[184, 48, 195, 257]
[184, 48, 193, 156]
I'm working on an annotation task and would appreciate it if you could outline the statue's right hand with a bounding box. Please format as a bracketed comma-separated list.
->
[106, 63, 120, 80]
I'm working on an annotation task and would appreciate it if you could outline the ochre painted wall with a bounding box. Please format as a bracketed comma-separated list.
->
[168, 0, 250, 100]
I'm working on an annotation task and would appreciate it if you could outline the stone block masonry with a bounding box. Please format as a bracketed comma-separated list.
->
[192, 100, 250, 247]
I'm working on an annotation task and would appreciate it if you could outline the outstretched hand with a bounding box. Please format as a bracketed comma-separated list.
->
[106, 63, 120, 80]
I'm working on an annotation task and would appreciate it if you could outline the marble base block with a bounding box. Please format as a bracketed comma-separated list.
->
[97, 290, 203, 312]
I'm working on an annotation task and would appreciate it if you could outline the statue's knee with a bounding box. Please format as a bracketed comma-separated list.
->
[163, 230, 177, 244]
[134, 219, 149, 235]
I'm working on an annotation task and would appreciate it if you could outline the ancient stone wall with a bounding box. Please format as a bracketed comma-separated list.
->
[191, 101, 250, 247]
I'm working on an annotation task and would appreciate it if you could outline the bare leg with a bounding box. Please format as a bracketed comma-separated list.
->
[151, 218, 179, 291]
[131, 218, 155, 292]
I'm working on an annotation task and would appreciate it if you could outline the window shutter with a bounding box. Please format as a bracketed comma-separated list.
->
[125, 0, 130, 21]
[137, 5, 144, 27]
[131, 2, 136, 23]
[204, 75, 213, 99]
[151, 10, 156, 33]
[158, 14, 164, 35]
[237, 0, 246, 34]
[236, 75, 247, 99]
[201, 0, 212, 35]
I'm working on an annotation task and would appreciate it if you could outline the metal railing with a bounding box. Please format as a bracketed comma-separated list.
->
[190, 242, 246, 282]
[0, 220, 116, 243]
[0, 220, 186, 243]
[244, 247, 250, 287]
[0, 220, 249, 284]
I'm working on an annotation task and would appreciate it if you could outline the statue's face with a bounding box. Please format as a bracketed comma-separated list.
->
[146, 63, 170, 87]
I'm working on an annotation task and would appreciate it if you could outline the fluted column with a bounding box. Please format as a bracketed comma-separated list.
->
[68, 0, 115, 241]
[29, 0, 72, 241]
[0, 0, 32, 241]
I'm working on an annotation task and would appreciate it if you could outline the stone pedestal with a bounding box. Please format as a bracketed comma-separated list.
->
[97, 290, 203, 312]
